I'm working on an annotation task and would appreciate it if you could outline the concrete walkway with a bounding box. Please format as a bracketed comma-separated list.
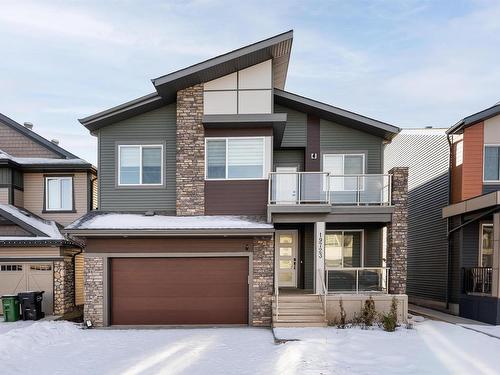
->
[409, 304, 489, 325]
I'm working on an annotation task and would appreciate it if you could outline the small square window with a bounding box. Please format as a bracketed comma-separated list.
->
[46, 177, 73, 211]
[118, 145, 163, 186]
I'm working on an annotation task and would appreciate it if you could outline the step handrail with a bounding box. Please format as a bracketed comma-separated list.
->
[317, 269, 327, 321]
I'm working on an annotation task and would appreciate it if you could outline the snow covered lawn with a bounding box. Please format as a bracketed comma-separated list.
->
[1, 320, 499, 374]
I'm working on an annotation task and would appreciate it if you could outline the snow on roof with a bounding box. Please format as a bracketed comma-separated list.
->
[0, 150, 89, 165]
[0, 204, 63, 240]
[67, 212, 273, 231]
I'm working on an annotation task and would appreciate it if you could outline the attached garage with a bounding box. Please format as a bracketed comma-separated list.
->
[110, 257, 249, 325]
[0, 262, 54, 315]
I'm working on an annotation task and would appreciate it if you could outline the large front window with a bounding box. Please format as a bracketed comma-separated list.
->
[325, 231, 363, 268]
[205, 137, 265, 179]
[323, 153, 365, 191]
[118, 145, 163, 186]
[484, 145, 500, 182]
[45, 176, 72, 211]
[481, 224, 494, 267]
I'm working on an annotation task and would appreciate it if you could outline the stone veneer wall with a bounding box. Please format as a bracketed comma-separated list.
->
[176, 84, 205, 216]
[386, 167, 409, 294]
[53, 256, 75, 315]
[83, 256, 104, 326]
[252, 236, 274, 327]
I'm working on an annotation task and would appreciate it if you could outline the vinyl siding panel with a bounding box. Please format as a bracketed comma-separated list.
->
[23, 172, 88, 226]
[462, 123, 484, 200]
[273, 149, 304, 171]
[205, 180, 268, 215]
[320, 119, 383, 174]
[0, 168, 11, 184]
[75, 254, 84, 306]
[304, 224, 314, 290]
[483, 184, 500, 194]
[274, 104, 307, 148]
[98, 104, 176, 212]
[0, 122, 59, 158]
[0, 188, 8, 204]
[13, 188, 23, 207]
[384, 130, 449, 303]
[0, 247, 61, 258]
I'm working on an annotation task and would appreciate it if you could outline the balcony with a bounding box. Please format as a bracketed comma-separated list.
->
[463, 267, 493, 295]
[269, 172, 392, 206]
[326, 267, 390, 294]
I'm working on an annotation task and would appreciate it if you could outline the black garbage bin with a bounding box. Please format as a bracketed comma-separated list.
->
[17, 291, 45, 321]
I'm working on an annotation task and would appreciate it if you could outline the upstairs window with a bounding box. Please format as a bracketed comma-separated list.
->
[323, 154, 365, 191]
[45, 176, 73, 211]
[206, 137, 265, 179]
[118, 145, 163, 186]
[484, 145, 500, 182]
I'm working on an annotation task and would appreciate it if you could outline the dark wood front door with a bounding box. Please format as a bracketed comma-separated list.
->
[110, 257, 249, 325]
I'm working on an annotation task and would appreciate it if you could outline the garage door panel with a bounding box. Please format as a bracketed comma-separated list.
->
[111, 257, 249, 325]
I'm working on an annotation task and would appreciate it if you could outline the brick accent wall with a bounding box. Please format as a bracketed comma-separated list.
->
[252, 236, 274, 326]
[176, 84, 205, 216]
[53, 257, 75, 315]
[84, 256, 104, 326]
[387, 167, 408, 294]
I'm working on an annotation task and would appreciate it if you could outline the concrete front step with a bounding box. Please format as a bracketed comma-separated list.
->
[273, 321, 328, 328]
[273, 309, 325, 316]
[277, 295, 322, 303]
[275, 314, 326, 322]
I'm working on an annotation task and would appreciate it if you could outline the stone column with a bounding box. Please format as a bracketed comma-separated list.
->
[386, 167, 408, 294]
[84, 256, 104, 326]
[314, 222, 326, 294]
[53, 256, 75, 315]
[252, 236, 274, 327]
[176, 84, 205, 216]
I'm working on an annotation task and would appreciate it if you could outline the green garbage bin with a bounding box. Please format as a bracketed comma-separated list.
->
[1, 295, 20, 322]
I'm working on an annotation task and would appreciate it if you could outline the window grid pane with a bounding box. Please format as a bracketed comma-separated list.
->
[206, 140, 227, 179]
[484, 146, 500, 181]
[120, 146, 140, 185]
[227, 138, 264, 178]
[142, 147, 162, 184]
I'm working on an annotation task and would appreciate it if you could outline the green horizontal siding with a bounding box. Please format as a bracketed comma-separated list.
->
[273, 149, 304, 171]
[98, 104, 176, 212]
[274, 104, 307, 148]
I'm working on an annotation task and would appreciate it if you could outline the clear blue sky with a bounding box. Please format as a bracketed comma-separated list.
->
[1, 0, 499, 164]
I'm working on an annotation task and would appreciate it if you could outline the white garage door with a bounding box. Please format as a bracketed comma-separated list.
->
[0, 263, 54, 315]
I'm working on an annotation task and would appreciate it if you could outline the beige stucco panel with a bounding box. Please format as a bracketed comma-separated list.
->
[23, 172, 88, 226]
[484, 115, 500, 144]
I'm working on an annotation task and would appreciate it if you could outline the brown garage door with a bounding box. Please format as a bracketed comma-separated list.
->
[110, 257, 249, 325]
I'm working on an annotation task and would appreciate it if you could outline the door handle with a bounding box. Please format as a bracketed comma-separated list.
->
[293, 257, 296, 269]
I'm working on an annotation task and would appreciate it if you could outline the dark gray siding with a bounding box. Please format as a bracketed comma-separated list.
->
[384, 130, 449, 304]
[0, 168, 11, 185]
[273, 149, 304, 171]
[304, 224, 314, 290]
[274, 104, 306, 148]
[483, 184, 500, 194]
[98, 104, 176, 212]
[364, 227, 382, 267]
[462, 219, 479, 268]
[320, 119, 383, 174]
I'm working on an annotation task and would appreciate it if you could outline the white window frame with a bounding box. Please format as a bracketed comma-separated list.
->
[479, 223, 494, 267]
[204, 137, 267, 180]
[483, 144, 500, 183]
[45, 176, 73, 211]
[323, 153, 366, 191]
[117, 144, 164, 186]
[325, 229, 365, 268]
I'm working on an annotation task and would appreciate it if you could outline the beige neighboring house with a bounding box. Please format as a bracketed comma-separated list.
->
[0, 113, 96, 316]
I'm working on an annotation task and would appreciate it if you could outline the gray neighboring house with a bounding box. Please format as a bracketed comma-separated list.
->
[66, 30, 410, 328]
[384, 128, 450, 310]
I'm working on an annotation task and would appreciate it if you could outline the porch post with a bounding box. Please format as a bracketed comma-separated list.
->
[386, 167, 408, 294]
[314, 222, 326, 294]
[492, 213, 500, 298]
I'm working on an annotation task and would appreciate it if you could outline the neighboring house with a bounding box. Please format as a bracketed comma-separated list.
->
[0, 113, 96, 316]
[66, 31, 409, 328]
[443, 103, 500, 324]
[384, 128, 450, 310]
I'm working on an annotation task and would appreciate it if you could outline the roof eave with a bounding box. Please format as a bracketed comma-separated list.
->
[64, 228, 275, 237]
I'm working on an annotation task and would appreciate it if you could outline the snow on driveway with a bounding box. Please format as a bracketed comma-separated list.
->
[0, 320, 499, 375]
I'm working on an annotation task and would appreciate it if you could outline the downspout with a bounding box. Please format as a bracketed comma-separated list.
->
[71, 246, 84, 307]
[445, 134, 453, 310]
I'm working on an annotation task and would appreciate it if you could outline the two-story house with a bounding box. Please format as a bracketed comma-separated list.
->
[67, 31, 409, 327]
[0, 113, 96, 316]
[443, 102, 500, 324]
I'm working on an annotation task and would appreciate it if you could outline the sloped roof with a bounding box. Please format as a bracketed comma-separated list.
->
[0, 149, 93, 171]
[0, 204, 81, 246]
[0, 113, 79, 159]
[79, 31, 293, 131]
[447, 102, 500, 134]
[274, 89, 400, 140]
[65, 211, 274, 236]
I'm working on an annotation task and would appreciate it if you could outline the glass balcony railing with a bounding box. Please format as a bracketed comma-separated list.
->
[269, 172, 391, 206]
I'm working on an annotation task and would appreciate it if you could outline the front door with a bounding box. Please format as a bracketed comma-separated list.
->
[275, 167, 298, 204]
[276, 230, 298, 287]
